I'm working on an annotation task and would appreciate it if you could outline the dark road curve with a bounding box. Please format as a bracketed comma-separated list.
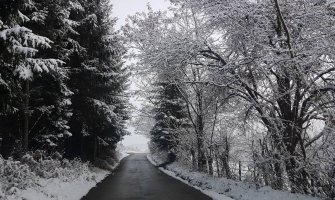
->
[81, 153, 212, 200]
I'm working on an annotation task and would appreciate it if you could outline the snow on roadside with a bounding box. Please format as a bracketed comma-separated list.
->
[147, 154, 321, 200]
[1, 148, 129, 200]
[147, 154, 233, 200]
[160, 166, 234, 200]
[115, 144, 131, 160]
[7, 168, 108, 200]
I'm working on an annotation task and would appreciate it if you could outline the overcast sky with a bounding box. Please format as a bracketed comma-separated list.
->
[111, 0, 170, 29]
[110, 0, 170, 151]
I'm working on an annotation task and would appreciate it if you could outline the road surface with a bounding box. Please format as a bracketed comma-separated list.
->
[81, 153, 212, 200]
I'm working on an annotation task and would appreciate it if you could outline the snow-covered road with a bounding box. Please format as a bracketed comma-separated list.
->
[81, 153, 212, 200]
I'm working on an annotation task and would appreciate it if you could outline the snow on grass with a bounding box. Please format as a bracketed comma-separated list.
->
[116, 144, 130, 161]
[1, 148, 129, 200]
[147, 154, 233, 200]
[147, 154, 321, 200]
[7, 168, 108, 200]
[146, 153, 159, 166]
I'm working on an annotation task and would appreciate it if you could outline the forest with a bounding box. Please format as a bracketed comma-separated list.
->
[1, 0, 335, 199]
[0, 0, 129, 165]
[125, 0, 335, 199]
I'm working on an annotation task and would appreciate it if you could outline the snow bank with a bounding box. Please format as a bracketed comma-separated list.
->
[147, 154, 321, 200]
[1, 149, 129, 200]
[116, 144, 130, 161]
[7, 168, 108, 200]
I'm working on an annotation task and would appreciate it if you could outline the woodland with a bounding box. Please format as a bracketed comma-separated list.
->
[1, 0, 335, 199]
[126, 0, 335, 199]
[0, 0, 129, 165]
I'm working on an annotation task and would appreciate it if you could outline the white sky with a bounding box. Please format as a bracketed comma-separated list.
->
[110, 0, 170, 151]
[111, 0, 170, 29]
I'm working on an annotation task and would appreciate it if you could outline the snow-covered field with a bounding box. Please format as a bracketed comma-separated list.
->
[1, 149, 129, 200]
[147, 154, 321, 200]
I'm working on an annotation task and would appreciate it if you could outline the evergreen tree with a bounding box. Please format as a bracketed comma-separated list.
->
[0, 0, 129, 165]
[66, 0, 129, 163]
[150, 82, 188, 154]
[20, 0, 83, 152]
[0, 0, 64, 156]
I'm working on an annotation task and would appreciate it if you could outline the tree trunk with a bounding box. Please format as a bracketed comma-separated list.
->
[196, 113, 206, 172]
[208, 157, 214, 175]
[208, 100, 218, 176]
[215, 151, 221, 177]
[92, 133, 98, 164]
[191, 149, 197, 168]
[272, 154, 284, 190]
[224, 157, 232, 179]
[223, 136, 232, 179]
[260, 139, 270, 186]
[239, 161, 242, 181]
[197, 143, 206, 172]
[22, 80, 30, 152]
[285, 156, 310, 194]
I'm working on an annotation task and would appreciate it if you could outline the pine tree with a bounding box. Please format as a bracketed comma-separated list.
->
[150, 82, 189, 155]
[66, 0, 129, 163]
[20, 0, 83, 152]
[0, 0, 64, 156]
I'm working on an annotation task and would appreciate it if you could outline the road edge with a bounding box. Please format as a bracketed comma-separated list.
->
[80, 153, 130, 200]
[146, 154, 234, 200]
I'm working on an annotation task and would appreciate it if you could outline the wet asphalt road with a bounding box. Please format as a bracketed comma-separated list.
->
[81, 153, 212, 200]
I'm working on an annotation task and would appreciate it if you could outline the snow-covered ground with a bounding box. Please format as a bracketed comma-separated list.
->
[147, 154, 321, 200]
[6, 168, 108, 200]
[1, 148, 129, 200]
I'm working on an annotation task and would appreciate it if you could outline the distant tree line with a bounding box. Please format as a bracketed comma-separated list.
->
[0, 0, 129, 164]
